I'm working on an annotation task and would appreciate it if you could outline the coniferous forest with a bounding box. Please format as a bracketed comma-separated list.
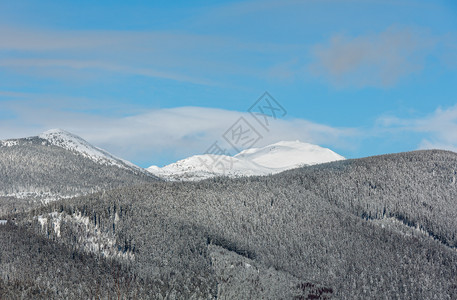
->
[1, 141, 457, 299]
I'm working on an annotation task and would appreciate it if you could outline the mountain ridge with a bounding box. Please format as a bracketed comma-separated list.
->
[3, 130, 345, 182]
[0, 130, 158, 214]
[38, 129, 147, 174]
[147, 140, 345, 181]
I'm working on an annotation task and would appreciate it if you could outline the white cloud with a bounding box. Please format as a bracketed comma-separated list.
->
[414, 106, 457, 152]
[377, 105, 457, 152]
[0, 102, 356, 166]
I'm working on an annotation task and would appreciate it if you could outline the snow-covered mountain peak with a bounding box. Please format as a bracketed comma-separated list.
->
[234, 140, 345, 169]
[39, 129, 143, 172]
[148, 140, 345, 181]
[40, 129, 93, 149]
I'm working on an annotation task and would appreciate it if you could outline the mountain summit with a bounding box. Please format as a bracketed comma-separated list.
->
[234, 140, 345, 169]
[147, 140, 344, 181]
[39, 129, 142, 172]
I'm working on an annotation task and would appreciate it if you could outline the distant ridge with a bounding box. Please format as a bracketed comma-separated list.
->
[147, 140, 344, 181]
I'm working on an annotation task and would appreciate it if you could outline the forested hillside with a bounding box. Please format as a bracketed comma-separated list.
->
[3, 150, 456, 299]
[282, 150, 457, 249]
[0, 136, 157, 215]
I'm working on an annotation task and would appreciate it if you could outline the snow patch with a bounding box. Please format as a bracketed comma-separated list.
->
[35, 211, 134, 260]
[37, 216, 47, 230]
[0, 191, 80, 204]
[0, 140, 18, 147]
[371, 217, 432, 238]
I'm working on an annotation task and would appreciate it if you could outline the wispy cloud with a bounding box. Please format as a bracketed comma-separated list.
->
[0, 27, 223, 85]
[377, 105, 457, 152]
[0, 58, 213, 85]
[309, 27, 437, 88]
[0, 90, 30, 97]
[0, 26, 291, 86]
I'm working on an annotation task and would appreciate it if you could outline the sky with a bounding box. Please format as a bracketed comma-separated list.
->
[0, 0, 457, 167]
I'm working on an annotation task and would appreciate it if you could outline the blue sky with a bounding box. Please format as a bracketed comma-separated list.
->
[0, 0, 457, 167]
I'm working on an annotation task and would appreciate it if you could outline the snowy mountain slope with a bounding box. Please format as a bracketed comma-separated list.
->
[235, 140, 344, 169]
[39, 129, 145, 173]
[147, 141, 345, 181]
[148, 154, 274, 181]
[0, 130, 157, 212]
